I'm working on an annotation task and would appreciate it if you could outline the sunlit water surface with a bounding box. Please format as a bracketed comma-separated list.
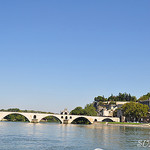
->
[0, 122, 149, 150]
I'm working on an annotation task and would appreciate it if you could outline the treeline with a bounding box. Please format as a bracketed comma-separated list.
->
[0, 108, 53, 114]
[94, 92, 150, 103]
[94, 93, 137, 103]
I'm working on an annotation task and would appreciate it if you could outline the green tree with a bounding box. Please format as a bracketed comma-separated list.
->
[70, 107, 85, 115]
[121, 102, 149, 122]
[138, 93, 150, 101]
[131, 96, 137, 102]
[70, 104, 97, 116]
[5, 114, 28, 122]
[84, 104, 97, 116]
[98, 101, 104, 106]
[94, 96, 107, 102]
[108, 94, 116, 101]
[7, 108, 21, 112]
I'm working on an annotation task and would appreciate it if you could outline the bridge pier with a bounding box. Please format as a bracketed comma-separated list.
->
[31, 119, 39, 123]
[63, 119, 69, 124]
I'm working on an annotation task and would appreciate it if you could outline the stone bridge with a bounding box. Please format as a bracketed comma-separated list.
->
[0, 111, 120, 124]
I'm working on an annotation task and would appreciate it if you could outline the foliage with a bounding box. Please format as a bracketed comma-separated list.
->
[98, 101, 104, 106]
[0, 108, 52, 114]
[108, 93, 137, 102]
[121, 102, 149, 122]
[7, 108, 21, 112]
[70, 107, 85, 115]
[4, 114, 29, 122]
[99, 122, 143, 125]
[70, 104, 97, 116]
[94, 93, 137, 104]
[71, 117, 91, 124]
[84, 104, 97, 116]
[94, 96, 107, 102]
[107, 94, 116, 101]
[109, 101, 116, 105]
[41, 116, 61, 123]
[138, 93, 150, 101]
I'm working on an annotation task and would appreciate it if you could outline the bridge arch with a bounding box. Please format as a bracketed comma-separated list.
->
[2, 112, 31, 122]
[39, 115, 63, 124]
[71, 117, 92, 124]
[102, 118, 114, 122]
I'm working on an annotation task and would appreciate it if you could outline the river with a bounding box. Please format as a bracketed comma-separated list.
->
[0, 122, 149, 150]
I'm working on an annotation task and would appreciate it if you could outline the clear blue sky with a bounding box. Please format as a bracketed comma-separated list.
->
[0, 1, 150, 113]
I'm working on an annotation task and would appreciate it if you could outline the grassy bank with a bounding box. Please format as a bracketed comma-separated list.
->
[97, 122, 144, 125]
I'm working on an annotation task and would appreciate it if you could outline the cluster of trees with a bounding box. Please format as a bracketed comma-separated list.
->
[94, 93, 137, 103]
[70, 104, 96, 124]
[94, 92, 150, 104]
[70, 104, 97, 116]
[4, 114, 29, 122]
[114, 102, 149, 122]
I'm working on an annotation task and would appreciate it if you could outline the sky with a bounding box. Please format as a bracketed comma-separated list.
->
[0, 1, 150, 113]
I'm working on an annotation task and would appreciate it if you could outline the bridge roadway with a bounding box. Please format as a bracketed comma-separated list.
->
[0, 111, 120, 124]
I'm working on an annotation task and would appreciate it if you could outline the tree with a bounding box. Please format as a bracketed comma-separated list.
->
[121, 102, 149, 122]
[70, 104, 97, 116]
[7, 108, 21, 112]
[4, 114, 28, 122]
[84, 104, 97, 116]
[98, 101, 104, 106]
[138, 93, 150, 101]
[131, 96, 137, 102]
[94, 96, 107, 102]
[108, 94, 116, 101]
[70, 107, 85, 115]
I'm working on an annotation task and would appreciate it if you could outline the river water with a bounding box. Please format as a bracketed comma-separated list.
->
[0, 122, 150, 150]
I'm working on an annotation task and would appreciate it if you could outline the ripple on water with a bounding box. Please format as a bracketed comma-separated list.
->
[0, 122, 150, 150]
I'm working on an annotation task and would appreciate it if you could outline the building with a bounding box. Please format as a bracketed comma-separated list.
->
[99, 101, 128, 117]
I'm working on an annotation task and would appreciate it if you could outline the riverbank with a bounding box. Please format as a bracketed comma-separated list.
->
[94, 122, 150, 128]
